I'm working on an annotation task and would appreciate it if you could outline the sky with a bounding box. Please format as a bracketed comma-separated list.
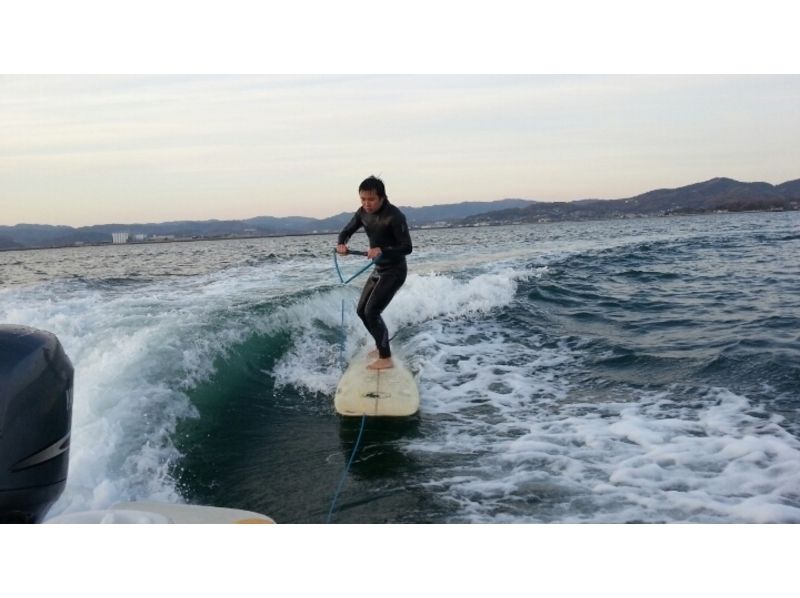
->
[3, 74, 799, 227]
[1, 3, 799, 228]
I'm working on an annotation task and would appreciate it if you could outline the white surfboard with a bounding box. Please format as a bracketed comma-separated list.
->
[334, 350, 420, 417]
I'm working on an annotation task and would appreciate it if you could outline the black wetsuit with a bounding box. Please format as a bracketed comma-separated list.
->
[338, 200, 413, 358]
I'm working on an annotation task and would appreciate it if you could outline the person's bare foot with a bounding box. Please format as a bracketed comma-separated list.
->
[367, 357, 394, 370]
[367, 348, 379, 359]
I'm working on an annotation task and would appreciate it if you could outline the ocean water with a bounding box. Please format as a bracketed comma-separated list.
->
[1, 211, 799, 523]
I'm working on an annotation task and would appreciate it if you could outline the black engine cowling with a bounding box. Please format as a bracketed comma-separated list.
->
[0, 324, 73, 523]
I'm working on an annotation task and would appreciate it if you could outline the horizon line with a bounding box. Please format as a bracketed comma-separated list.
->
[3, 174, 798, 229]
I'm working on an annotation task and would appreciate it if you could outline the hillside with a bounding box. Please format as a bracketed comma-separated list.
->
[462, 177, 800, 225]
[0, 198, 536, 249]
[2, 177, 799, 250]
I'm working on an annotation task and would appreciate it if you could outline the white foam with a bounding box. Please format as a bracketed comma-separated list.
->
[407, 379, 800, 523]
[0, 260, 314, 516]
[271, 267, 532, 397]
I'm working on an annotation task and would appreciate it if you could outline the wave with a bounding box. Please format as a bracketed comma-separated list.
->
[0, 260, 532, 516]
[0, 262, 302, 515]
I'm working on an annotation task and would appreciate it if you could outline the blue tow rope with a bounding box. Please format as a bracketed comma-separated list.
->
[327, 248, 376, 523]
[326, 413, 367, 523]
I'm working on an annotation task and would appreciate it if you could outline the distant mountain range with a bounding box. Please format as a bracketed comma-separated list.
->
[0, 199, 533, 250]
[461, 177, 800, 225]
[2, 178, 798, 250]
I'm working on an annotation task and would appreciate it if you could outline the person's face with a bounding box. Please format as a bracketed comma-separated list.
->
[360, 190, 384, 214]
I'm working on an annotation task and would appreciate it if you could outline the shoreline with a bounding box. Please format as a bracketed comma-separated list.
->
[1, 208, 797, 253]
[0, 229, 342, 254]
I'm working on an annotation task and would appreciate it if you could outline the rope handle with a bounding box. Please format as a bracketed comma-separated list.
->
[333, 248, 377, 284]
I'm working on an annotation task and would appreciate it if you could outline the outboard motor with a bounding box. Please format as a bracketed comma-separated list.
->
[0, 325, 73, 523]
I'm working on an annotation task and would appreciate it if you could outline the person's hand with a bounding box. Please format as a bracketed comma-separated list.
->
[336, 244, 348, 255]
[367, 247, 382, 260]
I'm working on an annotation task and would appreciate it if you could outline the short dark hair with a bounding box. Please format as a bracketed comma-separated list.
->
[359, 176, 387, 200]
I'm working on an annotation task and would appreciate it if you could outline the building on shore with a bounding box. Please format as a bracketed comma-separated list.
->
[111, 232, 130, 244]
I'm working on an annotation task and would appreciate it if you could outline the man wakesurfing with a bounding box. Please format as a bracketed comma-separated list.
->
[336, 176, 413, 370]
